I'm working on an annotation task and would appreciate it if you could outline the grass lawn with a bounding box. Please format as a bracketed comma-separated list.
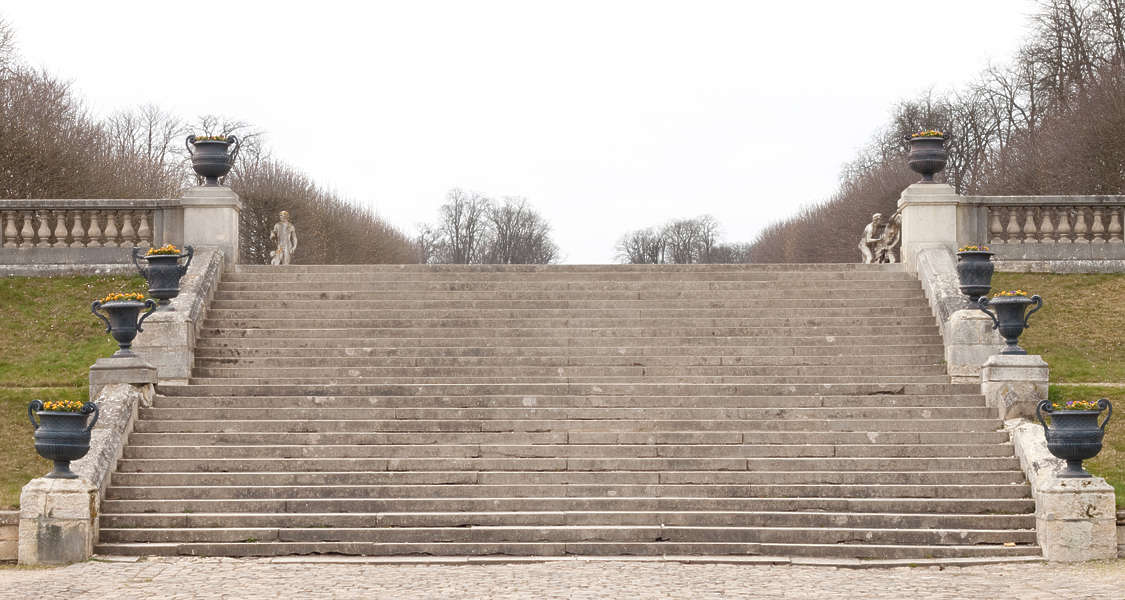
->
[993, 272, 1125, 505]
[0, 274, 145, 508]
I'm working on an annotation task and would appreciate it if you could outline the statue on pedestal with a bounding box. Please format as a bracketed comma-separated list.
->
[270, 211, 297, 265]
[859, 211, 901, 264]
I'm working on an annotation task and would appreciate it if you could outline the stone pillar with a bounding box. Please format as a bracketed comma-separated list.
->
[18, 478, 98, 565]
[1037, 478, 1118, 562]
[897, 183, 961, 272]
[944, 309, 1005, 382]
[980, 354, 1048, 420]
[181, 185, 242, 267]
[90, 355, 157, 403]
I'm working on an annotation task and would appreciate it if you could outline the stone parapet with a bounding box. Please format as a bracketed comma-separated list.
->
[980, 354, 1049, 420]
[18, 478, 98, 565]
[132, 247, 224, 382]
[1007, 419, 1118, 562]
[180, 186, 241, 267]
[75, 380, 155, 495]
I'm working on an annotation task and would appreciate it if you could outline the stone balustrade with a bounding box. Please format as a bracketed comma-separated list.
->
[978, 197, 1125, 245]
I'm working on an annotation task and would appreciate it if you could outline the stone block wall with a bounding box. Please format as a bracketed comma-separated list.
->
[0, 511, 17, 561]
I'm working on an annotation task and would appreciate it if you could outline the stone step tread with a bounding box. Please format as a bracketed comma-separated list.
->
[215, 281, 924, 290]
[192, 336, 947, 349]
[204, 307, 936, 316]
[147, 399, 989, 411]
[208, 300, 934, 310]
[136, 407, 989, 419]
[193, 357, 946, 368]
[188, 366, 950, 376]
[232, 263, 907, 271]
[198, 325, 940, 336]
[90, 542, 1041, 559]
[156, 383, 979, 396]
[200, 317, 939, 327]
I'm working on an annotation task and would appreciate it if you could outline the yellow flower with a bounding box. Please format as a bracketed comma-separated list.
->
[99, 292, 146, 304]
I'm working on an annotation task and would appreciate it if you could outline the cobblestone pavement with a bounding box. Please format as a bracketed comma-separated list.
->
[1, 557, 1123, 599]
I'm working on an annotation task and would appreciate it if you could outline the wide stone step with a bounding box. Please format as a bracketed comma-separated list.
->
[209, 299, 933, 311]
[193, 334, 946, 349]
[193, 354, 944, 369]
[105, 482, 1031, 499]
[204, 306, 936, 319]
[99, 510, 1035, 530]
[131, 418, 1001, 434]
[148, 394, 987, 410]
[96, 524, 1036, 546]
[198, 325, 939, 339]
[136, 406, 991, 421]
[192, 344, 947, 359]
[188, 365, 949, 379]
[114, 457, 1023, 474]
[157, 382, 979, 397]
[99, 496, 1037, 516]
[222, 269, 913, 281]
[91, 540, 1041, 559]
[108, 470, 1027, 487]
[216, 280, 923, 292]
[185, 376, 956, 387]
[233, 263, 905, 273]
[201, 316, 939, 330]
[121, 442, 1013, 459]
[211, 289, 927, 302]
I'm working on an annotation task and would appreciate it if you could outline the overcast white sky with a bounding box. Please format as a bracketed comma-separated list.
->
[4, 1, 1033, 263]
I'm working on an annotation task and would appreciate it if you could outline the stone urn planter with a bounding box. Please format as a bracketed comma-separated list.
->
[1037, 398, 1113, 478]
[976, 291, 1043, 355]
[906, 131, 947, 183]
[91, 294, 157, 357]
[27, 399, 99, 479]
[956, 246, 995, 303]
[186, 134, 240, 186]
[132, 244, 194, 310]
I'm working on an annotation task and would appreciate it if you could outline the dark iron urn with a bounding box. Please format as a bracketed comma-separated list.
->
[956, 250, 995, 303]
[132, 246, 194, 310]
[92, 299, 157, 357]
[186, 135, 240, 186]
[906, 135, 947, 183]
[1037, 399, 1112, 478]
[28, 400, 99, 479]
[977, 294, 1043, 355]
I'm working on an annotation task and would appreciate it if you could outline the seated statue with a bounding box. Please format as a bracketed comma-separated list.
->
[859, 211, 901, 264]
[270, 211, 297, 265]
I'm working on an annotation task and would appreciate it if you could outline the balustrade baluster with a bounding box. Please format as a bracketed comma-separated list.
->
[1039, 206, 1056, 244]
[52, 211, 68, 247]
[19, 212, 34, 248]
[2, 212, 17, 248]
[34, 212, 51, 248]
[136, 211, 152, 247]
[1073, 206, 1089, 243]
[1056, 206, 1073, 243]
[1022, 207, 1038, 243]
[1090, 206, 1106, 243]
[1005, 207, 1022, 243]
[119, 210, 137, 246]
[102, 212, 119, 248]
[85, 210, 102, 248]
[1108, 206, 1123, 243]
[988, 207, 1005, 244]
[69, 210, 85, 248]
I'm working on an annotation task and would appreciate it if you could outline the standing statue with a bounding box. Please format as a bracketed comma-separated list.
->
[858, 211, 902, 264]
[270, 211, 297, 265]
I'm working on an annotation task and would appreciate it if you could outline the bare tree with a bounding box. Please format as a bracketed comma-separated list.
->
[615, 227, 665, 264]
[485, 197, 559, 264]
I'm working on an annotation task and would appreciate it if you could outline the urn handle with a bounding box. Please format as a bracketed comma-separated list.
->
[227, 135, 241, 166]
[1098, 398, 1113, 432]
[185, 134, 197, 156]
[1035, 400, 1050, 434]
[131, 246, 148, 279]
[976, 297, 999, 330]
[91, 301, 111, 333]
[28, 399, 43, 430]
[1024, 295, 1043, 328]
[178, 245, 195, 276]
[136, 299, 158, 333]
[82, 402, 100, 433]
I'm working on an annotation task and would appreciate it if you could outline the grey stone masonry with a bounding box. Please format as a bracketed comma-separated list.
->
[0, 510, 17, 561]
[18, 477, 98, 565]
[980, 355, 1049, 421]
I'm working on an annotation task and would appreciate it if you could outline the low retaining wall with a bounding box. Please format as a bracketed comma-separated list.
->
[0, 510, 17, 561]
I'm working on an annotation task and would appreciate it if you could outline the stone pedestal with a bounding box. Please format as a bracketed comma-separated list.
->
[18, 478, 98, 565]
[897, 183, 961, 272]
[1036, 477, 1118, 562]
[89, 355, 156, 402]
[945, 309, 1005, 382]
[981, 354, 1048, 420]
[181, 186, 241, 267]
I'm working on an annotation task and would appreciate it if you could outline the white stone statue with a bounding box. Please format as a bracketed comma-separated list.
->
[859, 211, 901, 264]
[270, 210, 297, 265]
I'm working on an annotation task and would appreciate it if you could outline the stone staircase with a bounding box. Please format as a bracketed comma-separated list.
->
[96, 264, 1039, 559]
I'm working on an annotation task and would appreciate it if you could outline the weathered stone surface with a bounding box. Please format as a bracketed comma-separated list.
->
[0, 510, 18, 561]
[132, 247, 224, 382]
[1117, 510, 1124, 557]
[981, 355, 1048, 420]
[180, 186, 242, 267]
[1007, 419, 1117, 561]
[89, 356, 156, 402]
[897, 183, 961, 272]
[18, 477, 97, 565]
[73, 382, 153, 494]
[996, 259, 1125, 273]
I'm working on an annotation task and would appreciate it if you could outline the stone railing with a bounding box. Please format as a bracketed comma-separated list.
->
[0, 199, 181, 251]
[961, 195, 1125, 265]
